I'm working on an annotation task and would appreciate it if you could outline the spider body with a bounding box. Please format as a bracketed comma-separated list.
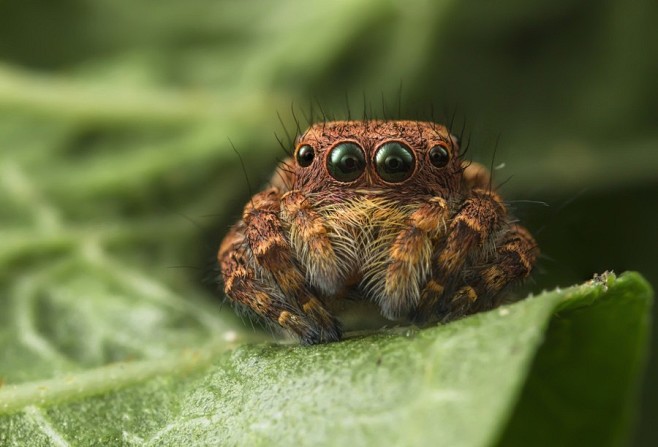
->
[218, 121, 538, 344]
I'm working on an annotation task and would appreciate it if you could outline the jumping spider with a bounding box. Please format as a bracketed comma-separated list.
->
[218, 120, 538, 344]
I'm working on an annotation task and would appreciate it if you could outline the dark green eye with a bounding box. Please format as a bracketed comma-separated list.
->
[429, 145, 450, 168]
[295, 145, 315, 167]
[374, 142, 415, 183]
[327, 142, 366, 182]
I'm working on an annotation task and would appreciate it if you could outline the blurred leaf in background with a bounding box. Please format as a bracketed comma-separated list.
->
[0, 0, 656, 445]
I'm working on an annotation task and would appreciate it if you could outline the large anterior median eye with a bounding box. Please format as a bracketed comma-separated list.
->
[327, 142, 366, 182]
[374, 142, 415, 183]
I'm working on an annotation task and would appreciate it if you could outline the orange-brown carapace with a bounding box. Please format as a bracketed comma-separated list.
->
[218, 121, 538, 344]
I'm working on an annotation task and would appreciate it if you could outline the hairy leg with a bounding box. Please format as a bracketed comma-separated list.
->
[461, 161, 491, 190]
[411, 188, 508, 321]
[280, 190, 342, 297]
[219, 187, 341, 344]
[378, 197, 450, 319]
[456, 224, 539, 314]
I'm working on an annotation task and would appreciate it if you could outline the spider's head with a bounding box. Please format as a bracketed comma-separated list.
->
[292, 120, 462, 198]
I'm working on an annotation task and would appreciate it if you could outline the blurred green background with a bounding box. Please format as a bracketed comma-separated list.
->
[0, 0, 656, 445]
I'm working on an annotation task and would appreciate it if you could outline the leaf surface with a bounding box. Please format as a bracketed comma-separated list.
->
[0, 272, 651, 446]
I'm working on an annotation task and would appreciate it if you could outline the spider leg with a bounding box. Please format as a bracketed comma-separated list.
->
[461, 161, 491, 190]
[219, 187, 341, 344]
[280, 190, 342, 297]
[378, 197, 450, 319]
[411, 188, 510, 321]
[457, 224, 539, 313]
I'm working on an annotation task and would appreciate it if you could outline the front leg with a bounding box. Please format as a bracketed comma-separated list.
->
[411, 188, 508, 321]
[219, 187, 341, 344]
[280, 190, 342, 297]
[460, 224, 539, 313]
[376, 197, 451, 319]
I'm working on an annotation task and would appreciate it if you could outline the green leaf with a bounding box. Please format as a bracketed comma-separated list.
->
[499, 273, 652, 447]
[0, 272, 651, 446]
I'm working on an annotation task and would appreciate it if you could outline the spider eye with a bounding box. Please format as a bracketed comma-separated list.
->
[327, 142, 366, 182]
[429, 145, 450, 168]
[374, 142, 415, 183]
[295, 145, 315, 167]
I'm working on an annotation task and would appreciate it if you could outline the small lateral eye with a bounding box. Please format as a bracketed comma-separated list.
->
[295, 144, 315, 167]
[429, 145, 450, 168]
[327, 142, 366, 182]
[374, 142, 415, 183]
